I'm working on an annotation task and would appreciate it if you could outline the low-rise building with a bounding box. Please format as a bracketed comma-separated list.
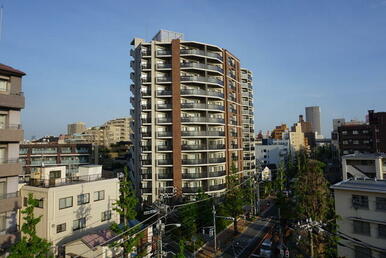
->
[20, 165, 119, 255]
[342, 153, 386, 180]
[255, 138, 289, 167]
[19, 143, 97, 176]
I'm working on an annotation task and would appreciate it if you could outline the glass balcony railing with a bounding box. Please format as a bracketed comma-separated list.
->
[181, 131, 225, 137]
[180, 76, 224, 86]
[180, 62, 223, 73]
[181, 117, 225, 124]
[180, 89, 224, 98]
[180, 49, 222, 61]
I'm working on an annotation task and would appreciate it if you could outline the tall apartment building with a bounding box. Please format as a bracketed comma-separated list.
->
[0, 64, 25, 250]
[305, 106, 321, 135]
[331, 153, 386, 257]
[67, 122, 86, 135]
[240, 69, 256, 177]
[20, 143, 96, 176]
[130, 30, 255, 203]
[271, 124, 288, 140]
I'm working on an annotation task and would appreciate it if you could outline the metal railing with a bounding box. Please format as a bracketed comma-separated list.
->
[157, 117, 172, 123]
[156, 104, 172, 109]
[181, 131, 225, 137]
[180, 62, 223, 73]
[208, 144, 225, 150]
[156, 90, 172, 96]
[181, 117, 225, 124]
[157, 131, 172, 137]
[158, 173, 173, 179]
[157, 145, 172, 151]
[182, 145, 206, 151]
[156, 50, 172, 55]
[182, 159, 206, 165]
[208, 184, 226, 191]
[182, 173, 207, 179]
[208, 157, 226, 163]
[182, 186, 203, 193]
[156, 77, 172, 83]
[142, 160, 152, 165]
[156, 63, 172, 69]
[157, 159, 173, 165]
[208, 171, 226, 177]
[180, 89, 224, 98]
[141, 118, 151, 123]
[27, 174, 104, 188]
[180, 76, 224, 86]
[180, 49, 222, 61]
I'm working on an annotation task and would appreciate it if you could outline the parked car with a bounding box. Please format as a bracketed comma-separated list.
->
[260, 238, 272, 257]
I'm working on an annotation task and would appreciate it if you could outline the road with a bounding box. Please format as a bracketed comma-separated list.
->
[220, 204, 277, 258]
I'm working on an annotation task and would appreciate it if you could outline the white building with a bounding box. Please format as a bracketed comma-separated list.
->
[255, 139, 289, 167]
[331, 153, 386, 258]
[20, 165, 120, 255]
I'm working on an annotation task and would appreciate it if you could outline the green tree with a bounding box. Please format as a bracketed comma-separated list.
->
[110, 167, 141, 255]
[221, 163, 243, 234]
[175, 239, 186, 258]
[10, 194, 52, 258]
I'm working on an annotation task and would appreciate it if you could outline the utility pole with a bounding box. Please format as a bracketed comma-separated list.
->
[309, 226, 314, 258]
[212, 204, 217, 257]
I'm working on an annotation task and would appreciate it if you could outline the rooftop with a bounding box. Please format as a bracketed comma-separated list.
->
[331, 178, 386, 194]
[24, 174, 117, 188]
[342, 153, 386, 160]
[0, 63, 26, 76]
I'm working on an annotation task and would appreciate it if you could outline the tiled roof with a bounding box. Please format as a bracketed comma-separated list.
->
[0, 63, 26, 76]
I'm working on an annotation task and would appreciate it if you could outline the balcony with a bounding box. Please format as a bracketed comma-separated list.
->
[181, 131, 225, 137]
[180, 76, 224, 86]
[141, 50, 151, 56]
[141, 104, 151, 110]
[208, 157, 226, 163]
[142, 160, 152, 165]
[182, 173, 207, 179]
[141, 145, 151, 152]
[141, 118, 151, 124]
[182, 145, 206, 151]
[209, 171, 226, 177]
[181, 117, 225, 124]
[208, 144, 226, 150]
[157, 145, 172, 151]
[141, 90, 151, 96]
[141, 63, 151, 69]
[180, 62, 223, 73]
[157, 117, 172, 124]
[180, 49, 222, 61]
[156, 90, 172, 96]
[142, 188, 152, 193]
[156, 104, 172, 110]
[157, 131, 172, 137]
[0, 92, 25, 109]
[0, 124, 23, 142]
[182, 186, 203, 193]
[141, 77, 151, 83]
[0, 159, 22, 177]
[156, 63, 172, 69]
[208, 184, 226, 191]
[231, 144, 239, 149]
[181, 103, 225, 111]
[182, 159, 206, 165]
[142, 132, 151, 137]
[142, 173, 152, 179]
[158, 173, 173, 180]
[156, 50, 172, 56]
[180, 89, 224, 98]
[156, 76, 172, 83]
[157, 159, 173, 166]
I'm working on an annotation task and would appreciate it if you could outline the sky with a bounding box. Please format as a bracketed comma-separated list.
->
[1, 0, 386, 139]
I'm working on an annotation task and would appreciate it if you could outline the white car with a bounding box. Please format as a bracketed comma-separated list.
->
[260, 239, 272, 257]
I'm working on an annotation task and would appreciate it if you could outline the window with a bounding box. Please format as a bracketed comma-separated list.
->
[59, 197, 73, 209]
[0, 80, 7, 92]
[376, 197, 386, 211]
[73, 218, 86, 231]
[56, 223, 66, 233]
[353, 130, 359, 135]
[36, 198, 44, 208]
[363, 130, 369, 134]
[49, 170, 61, 179]
[353, 220, 370, 236]
[342, 140, 348, 145]
[342, 130, 348, 135]
[94, 190, 105, 201]
[101, 210, 112, 222]
[353, 140, 359, 145]
[352, 195, 369, 209]
[77, 193, 90, 205]
[23, 197, 28, 207]
[379, 224, 386, 238]
[0, 213, 6, 232]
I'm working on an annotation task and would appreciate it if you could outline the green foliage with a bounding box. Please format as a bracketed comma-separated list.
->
[175, 239, 186, 258]
[10, 194, 52, 258]
[110, 167, 141, 255]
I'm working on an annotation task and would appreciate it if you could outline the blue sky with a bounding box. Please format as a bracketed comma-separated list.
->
[1, 0, 386, 139]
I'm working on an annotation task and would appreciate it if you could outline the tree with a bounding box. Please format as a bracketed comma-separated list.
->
[110, 167, 141, 255]
[221, 163, 243, 234]
[10, 193, 51, 258]
[175, 239, 186, 258]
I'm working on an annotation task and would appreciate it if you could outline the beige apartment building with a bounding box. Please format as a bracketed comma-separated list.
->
[67, 122, 86, 135]
[69, 118, 132, 147]
[0, 64, 25, 251]
[20, 165, 119, 255]
[129, 30, 256, 204]
[332, 153, 386, 258]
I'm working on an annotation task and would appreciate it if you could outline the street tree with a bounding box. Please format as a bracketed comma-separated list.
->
[10, 193, 52, 258]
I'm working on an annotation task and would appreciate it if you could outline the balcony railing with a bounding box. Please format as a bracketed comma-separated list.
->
[142, 188, 152, 193]
[181, 117, 225, 124]
[156, 76, 172, 83]
[208, 171, 226, 177]
[208, 157, 226, 163]
[141, 146, 151, 151]
[182, 145, 206, 151]
[158, 173, 173, 179]
[156, 50, 172, 56]
[141, 90, 151, 96]
[181, 131, 225, 137]
[142, 160, 152, 165]
[180, 89, 224, 98]
[208, 184, 226, 191]
[180, 62, 223, 73]
[157, 90, 172, 96]
[182, 173, 207, 179]
[0, 124, 22, 130]
[182, 186, 203, 193]
[156, 104, 172, 109]
[157, 131, 172, 137]
[142, 132, 151, 137]
[181, 103, 225, 111]
[142, 173, 152, 179]
[208, 144, 226, 150]
[182, 159, 206, 165]
[141, 104, 151, 110]
[141, 51, 151, 56]
[180, 49, 222, 61]
[180, 76, 224, 86]
[157, 117, 172, 123]
[27, 174, 104, 188]
[0, 191, 19, 200]
[157, 159, 173, 166]
[157, 145, 172, 151]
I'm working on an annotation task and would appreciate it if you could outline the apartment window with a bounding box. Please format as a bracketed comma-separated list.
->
[23, 197, 28, 207]
[56, 223, 66, 233]
[378, 224, 386, 238]
[36, 198, 44, 208]
[363, 140, 370, 144]
[353, 140, 359, 145]
[342, 140, 348, 145]
[353, 220, 370, 236]
[59, 197, 73, 209]
[49, 170, 61, 179]
[0, 80, 7, 92]
[342, 130, 348, 135]
[101, 210, 112, 222]
[352, 195, 369, 209]
[363, 130, 369, 134]
[354, 246, 371, 258]
[94, 190, 105, 201]
[353, 130, 359, 135]
[73, 218, 86, 231]
[0, 213, 6, 232]
[376, 197, 386, 211]
[77, 193, 90, 205]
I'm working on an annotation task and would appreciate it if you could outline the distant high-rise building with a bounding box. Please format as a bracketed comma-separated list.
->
[271, 124, 288, 140]
[129, 30, 255, 204]
[67, 122, 86, 135]
[305, 106, 321, 135]
[0, 64, 25, 251]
